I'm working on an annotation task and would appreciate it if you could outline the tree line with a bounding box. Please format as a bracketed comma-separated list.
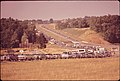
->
[55, 14, 120, 43]
[0, 17, 48, 48]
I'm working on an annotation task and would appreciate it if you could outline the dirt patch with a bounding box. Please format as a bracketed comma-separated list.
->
[79, 30, 110, 44]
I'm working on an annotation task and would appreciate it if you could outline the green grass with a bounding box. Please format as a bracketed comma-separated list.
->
[62, 28, 89, 37]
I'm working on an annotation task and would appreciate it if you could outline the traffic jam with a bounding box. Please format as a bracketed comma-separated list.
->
[0, 44, 112, 62]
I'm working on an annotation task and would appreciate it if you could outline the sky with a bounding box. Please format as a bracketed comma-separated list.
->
[1, 1, 119, 20]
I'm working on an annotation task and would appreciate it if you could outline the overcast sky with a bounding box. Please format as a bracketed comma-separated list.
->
[1, 1, 119, 20]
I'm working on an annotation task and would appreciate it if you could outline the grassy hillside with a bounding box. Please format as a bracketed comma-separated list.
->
[46, 24, 110, 45]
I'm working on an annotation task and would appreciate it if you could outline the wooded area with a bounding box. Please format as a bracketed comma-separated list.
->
[0, 17, 48, 48]
[0, 15, 120, 48]
[55, 15, 120, 43]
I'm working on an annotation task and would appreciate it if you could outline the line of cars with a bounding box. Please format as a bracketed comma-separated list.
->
[61, 48, 112, 59]
[0, 48, 112, 62]
[0, 54, 61, 62]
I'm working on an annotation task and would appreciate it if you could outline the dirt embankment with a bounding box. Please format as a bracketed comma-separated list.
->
[79, 29, 110, 45]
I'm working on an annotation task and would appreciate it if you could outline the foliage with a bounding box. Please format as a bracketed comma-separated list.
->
[0, 17, 48, 48]
[87, 15, 120, 43]
[38, 33, 48, 49]
[56, 15, 120, 43]
[49, 18, 54, 23]
[55, 18, 89, 29]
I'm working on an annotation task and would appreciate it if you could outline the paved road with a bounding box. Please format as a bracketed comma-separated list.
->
[36, 24, 77, 42]
[35, 24, 105, 47]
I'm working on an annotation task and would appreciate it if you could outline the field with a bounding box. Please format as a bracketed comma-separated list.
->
[1, 57, 119, 80]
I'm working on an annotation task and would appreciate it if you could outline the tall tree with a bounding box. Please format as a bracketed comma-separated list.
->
[49, 18, 53, 23]
[21, 32, 29, 48]
[38, 33, 48, 48]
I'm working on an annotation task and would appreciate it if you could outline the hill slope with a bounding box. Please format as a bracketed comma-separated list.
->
[79, 29, 110, 44]
[47, 24, 110, 45]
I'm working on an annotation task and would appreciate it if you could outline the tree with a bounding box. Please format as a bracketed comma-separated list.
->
[0, 17, 37, 48]
[37, 19, 43, 24]
[11, 31, 20, 48]
[11, 40, 19, 48]
[21, 32, 29, 48]
[28, 31, 36, 44]
[38, 33, 48, 48]
[16, 27, 24, 43]
[49, 18, 53, 23]
[11, 31, 18, 42]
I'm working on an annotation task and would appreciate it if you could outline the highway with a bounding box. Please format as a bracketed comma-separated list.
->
[36, 24, 77, 42]
[35, 24, 102, 47]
